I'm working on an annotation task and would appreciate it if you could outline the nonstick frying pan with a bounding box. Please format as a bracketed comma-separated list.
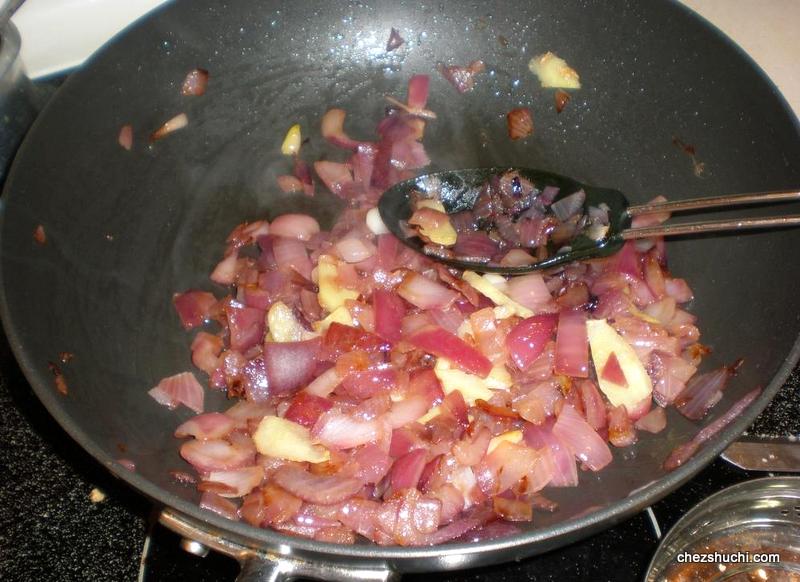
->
[1, 1, 799, 579]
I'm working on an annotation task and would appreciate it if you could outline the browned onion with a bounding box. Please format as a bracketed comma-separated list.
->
[150, 113, 188, 142]
[181, 68, 209, 96]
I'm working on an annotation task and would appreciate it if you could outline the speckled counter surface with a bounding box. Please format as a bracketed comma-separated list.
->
[1, 317, 797, 582]
[746, 366, 800, 438]
[0, 336, 147, 581]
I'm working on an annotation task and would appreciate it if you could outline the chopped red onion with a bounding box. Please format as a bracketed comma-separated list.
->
[354, 444, 393, 484]
[524, 422, 578, 487]
[493, 497, 532, 521]
[210, 251, 240, 285]
[553, 405, 612, 471]
[506, 314, 558, 369]
[149, 372, 205, 413]
[578, 380, 607, 432]
[200, 492, 239, 520]
[648, 351, 697, 406]
[173, 290, 217, 330]
[226, 303, 265, 352]
[634, 406, 667, 433]
[270, 214, 320, 242]
[397, 273, 458, 310]
[117, 458, 136, 472]
[437, 60, 485, 93]
[321, 323, 390, 361]
[181, 68, 209, 96]
[118, 124, 133, 150]
[314, 410, 386, 449]
[664, 388, 761, 471]
[407, 74, 430, 110]
[262, 338, 321, 396]
[388, 449, 427, 493]
[372, 289, 405, 343]
[277, 175, 303, 194]
[409, 326, 492, 377]
[273, 465, 363, 505]
[191, 331, 224, 376]
[540, 185, 560, 205]
[272, 237, 312, 280]
[321, 109, 364, 151]
[550, 190, 586, 221]
[554, 309, 589, 378]
[202, 466, 264, 498]
[644, 254, 667, 299]
[452, 427, 491, 467]
[241, 484, 302, 527]
[341, 367, 397, 399]
[223, 400, 274, 428]
[467, 308, 505, 364]
[283, 392, 333, 428]
[335, 237, 376, 263]
[180, 438, 254, 472]
[386, 395, 432, 430]
[150, 112, 188, 142]
[499, 249, 536, 267]
[586, 204, 609, 225]
[607, 405, 637, 447]
[293, 158, 315, 196]
[386, 27, 405, 51]
[506, 273, 554, 312]
[506, 107, 533, 140]
[674, 359, 742, 420]
[175, 412, 235, 440]
[314, 160, 354, 197]
[241, 356, 270, 402]
[665, 277, 694, 303]
[452, 231, 499, 259]
[429, 307, 466, 335]
[303, 366, 341, 398]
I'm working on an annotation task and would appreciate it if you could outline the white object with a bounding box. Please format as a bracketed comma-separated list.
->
[681, 0, 799, 121]
[11, 0, 170, 79]
[366, 207, 389, 235]
[9, 0, 800, 124]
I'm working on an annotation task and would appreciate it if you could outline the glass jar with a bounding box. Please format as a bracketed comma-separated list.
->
[646, 477, 800, 581]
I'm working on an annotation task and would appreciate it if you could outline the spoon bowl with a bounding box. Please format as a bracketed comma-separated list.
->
[378, 167, 631, 274]
[378, 167, 800, 274]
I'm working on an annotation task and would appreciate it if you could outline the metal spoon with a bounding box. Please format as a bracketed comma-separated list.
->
[377, 167, 800, 274]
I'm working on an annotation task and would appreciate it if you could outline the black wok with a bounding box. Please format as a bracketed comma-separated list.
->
[1, 0, 799, 579]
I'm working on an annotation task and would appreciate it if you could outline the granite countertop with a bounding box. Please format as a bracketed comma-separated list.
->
[1, 2, 799, 581]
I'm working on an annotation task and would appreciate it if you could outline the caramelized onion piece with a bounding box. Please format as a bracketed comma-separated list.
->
[181, 68, 209, 96]
[507, 107, 533, 140]
[150, 113, 188, 142]
[555, 90, 571, 113]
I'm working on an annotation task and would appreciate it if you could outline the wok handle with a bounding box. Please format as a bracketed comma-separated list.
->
[159, 508, 399, 582]
[237, 555, 399, 582]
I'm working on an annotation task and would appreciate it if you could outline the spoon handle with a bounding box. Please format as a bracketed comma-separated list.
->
[621, 214, 800, 239]
[627, 190, 800, 216]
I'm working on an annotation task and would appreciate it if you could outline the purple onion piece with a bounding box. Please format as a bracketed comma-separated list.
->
[551, 189, 586, 221]
[540, 185, 560, 205]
